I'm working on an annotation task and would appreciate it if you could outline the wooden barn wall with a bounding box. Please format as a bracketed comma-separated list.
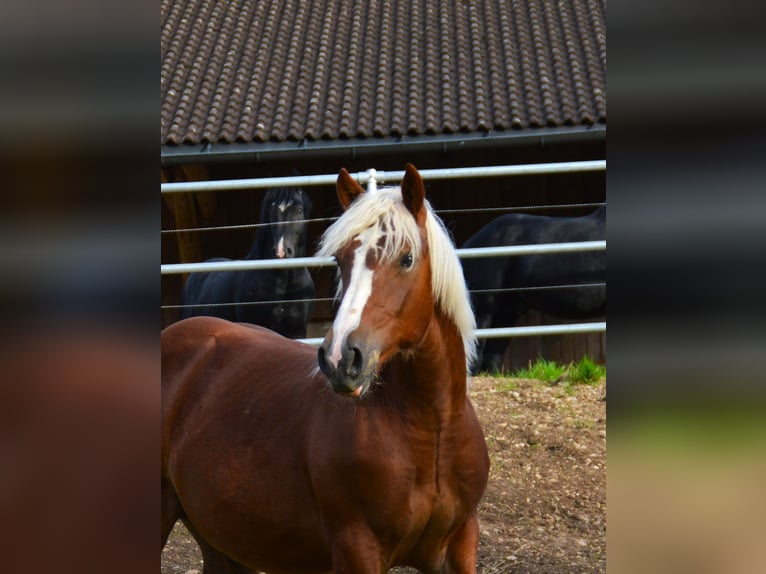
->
[162, 138, 605, 370]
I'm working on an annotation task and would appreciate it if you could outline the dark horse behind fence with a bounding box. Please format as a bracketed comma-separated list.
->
[180, 186, 315, 339]
[462, 205, 606, 373]
[162, 165, 489, 573]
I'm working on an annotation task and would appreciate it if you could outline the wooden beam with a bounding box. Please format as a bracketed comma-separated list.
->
[161, 169, 201, 273]
[181, 164, 217, 220]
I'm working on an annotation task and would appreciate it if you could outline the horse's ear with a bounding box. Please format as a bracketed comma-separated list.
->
[401, 163, 426, 226]
[336, 168, 365, 210]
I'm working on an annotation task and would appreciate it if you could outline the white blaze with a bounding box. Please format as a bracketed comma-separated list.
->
[276, 236, 285, 258]
[328, 228, 376, 366]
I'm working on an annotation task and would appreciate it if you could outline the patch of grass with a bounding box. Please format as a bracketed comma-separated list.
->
[512, 358, 566, 383]
[568, 356, 606, 385]
[509, 356, 605, 385]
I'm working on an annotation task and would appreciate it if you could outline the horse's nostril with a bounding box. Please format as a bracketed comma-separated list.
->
[346, 346, 363, 379]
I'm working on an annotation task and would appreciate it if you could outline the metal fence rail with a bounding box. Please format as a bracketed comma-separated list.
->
[161, 241, 606, 275]
[160, 160, 605, 194]
[293, 322, 607, 347]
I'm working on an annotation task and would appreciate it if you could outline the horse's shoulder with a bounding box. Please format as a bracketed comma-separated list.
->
[166, 316, 278, 350]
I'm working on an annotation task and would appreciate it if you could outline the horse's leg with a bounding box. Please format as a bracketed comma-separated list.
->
[163, 478, 250, 574]
[481, 338, 509, 373]
[481, 302, 517, 373]
[183, 520, 255, 574]
[441, 514, 481, 574]
[471, 293, 496, 374]
[161, 477, 181, 549]
[198, 544, 254, 574]
[330, 529, 386, 574]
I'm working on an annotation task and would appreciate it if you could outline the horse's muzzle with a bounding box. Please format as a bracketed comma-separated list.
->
[273, 240, 295, 259]
[317, 339, 376, 397]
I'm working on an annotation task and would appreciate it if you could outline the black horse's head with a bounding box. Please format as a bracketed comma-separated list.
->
[255, 186, 312, 259]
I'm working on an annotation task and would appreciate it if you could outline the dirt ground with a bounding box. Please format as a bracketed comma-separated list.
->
[161, 376, 606, 574]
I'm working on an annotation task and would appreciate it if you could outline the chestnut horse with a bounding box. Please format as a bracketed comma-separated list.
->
[161, 164, 489, 573]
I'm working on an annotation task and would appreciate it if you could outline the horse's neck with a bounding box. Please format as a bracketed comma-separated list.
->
[382, 312, 469, 423]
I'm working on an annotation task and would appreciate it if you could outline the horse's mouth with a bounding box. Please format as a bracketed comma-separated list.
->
[317, 345, 379, 398]
[324, 368, 375, 398]
[338, 380, 367, 398]
[317, 338, 380, 398]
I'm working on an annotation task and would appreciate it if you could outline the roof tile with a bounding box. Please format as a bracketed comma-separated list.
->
[161, 0, 606, 146]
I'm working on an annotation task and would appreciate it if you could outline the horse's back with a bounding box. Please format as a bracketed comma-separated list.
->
[162, 316, 228, 386]
[162, 317, 335, 571]
[162, 316, 318, 404]
[464, 207, 604, 248]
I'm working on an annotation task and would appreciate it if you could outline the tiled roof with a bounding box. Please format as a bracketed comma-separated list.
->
[161, 0, 606, 146]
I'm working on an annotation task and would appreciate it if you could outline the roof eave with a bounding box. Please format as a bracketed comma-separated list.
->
[160, 125, 605, 167]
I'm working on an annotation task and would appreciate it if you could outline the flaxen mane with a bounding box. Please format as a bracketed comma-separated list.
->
[318, 187, 477, 367]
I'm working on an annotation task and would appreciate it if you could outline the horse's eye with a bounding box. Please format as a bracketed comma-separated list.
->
[400, 252, 413, 270]
[296, 207, 303, 215]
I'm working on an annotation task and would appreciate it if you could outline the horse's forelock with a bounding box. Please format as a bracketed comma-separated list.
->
[263, 186, 310, 211]
[318, 188, 422, 263]
[318, 187, 476, 367]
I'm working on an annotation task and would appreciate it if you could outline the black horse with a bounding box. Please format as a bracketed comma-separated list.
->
[461, 205, 606, 373]
[181, 186, 315, 339]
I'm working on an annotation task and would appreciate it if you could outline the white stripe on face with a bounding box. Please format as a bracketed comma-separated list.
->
[328, 228, 376, 366]
[276, 236, 285, 258]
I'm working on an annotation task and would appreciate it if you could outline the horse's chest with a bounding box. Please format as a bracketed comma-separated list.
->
[373, 460, 475, 569]
[373, 436, 479, 538]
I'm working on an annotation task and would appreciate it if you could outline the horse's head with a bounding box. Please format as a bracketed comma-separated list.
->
[260, 186, 312, 259]
[317, 164, 474, 397]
